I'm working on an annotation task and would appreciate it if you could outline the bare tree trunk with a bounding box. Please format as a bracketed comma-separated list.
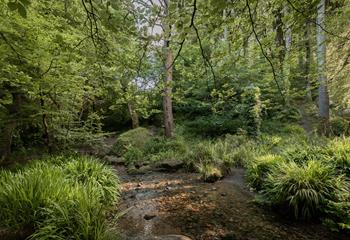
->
[162, 0, 174, 138]
[127, 102, 139, 129]
[40, 91, 51, 151]
[316, 0, 330, 135]
[305, 20, 313, 101]
[274, 7, 289, 103]
[163, 43, 174, 138]
[0, 120, 17, 159]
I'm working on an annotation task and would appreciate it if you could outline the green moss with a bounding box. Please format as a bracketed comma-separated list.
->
[111, 127, 152, 156]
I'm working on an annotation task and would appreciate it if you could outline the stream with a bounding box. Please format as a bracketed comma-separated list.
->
[114, 166, 347, 240]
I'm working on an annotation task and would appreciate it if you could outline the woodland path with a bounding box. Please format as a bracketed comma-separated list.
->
[114, 166, 348, 240]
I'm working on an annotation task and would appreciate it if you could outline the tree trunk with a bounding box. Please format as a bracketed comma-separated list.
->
[0, 120, 17, 159]
[305, 20, 313, 101]
[127, 102, 139, 129]
[162, 0, 174, 138]
[316, 0, 330, 135]
[163, 43, 174, 138]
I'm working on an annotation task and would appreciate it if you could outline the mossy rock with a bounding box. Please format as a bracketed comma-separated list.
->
[110, 127, 153, 156]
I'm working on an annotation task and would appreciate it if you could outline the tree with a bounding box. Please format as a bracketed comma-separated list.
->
[316, 0, 330, 135]
[162, 0, 174, 138]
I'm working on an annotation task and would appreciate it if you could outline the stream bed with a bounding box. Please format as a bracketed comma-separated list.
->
[114, 166, 348, 240]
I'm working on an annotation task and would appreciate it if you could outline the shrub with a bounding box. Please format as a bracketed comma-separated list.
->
[282, 144, 326, 164]
[185, 115, 243, 137]
[246, 154, 284, 190]
[324, 185, 350, 231]
[111, 127, 152, 156]
[262, 160, 344, 219]
[144, 136, 187, 156]
[239, 85, 262, 136]
[330, 117, 349, 136]
[123, 147, 145, 165]
[280, 124, 306, 136]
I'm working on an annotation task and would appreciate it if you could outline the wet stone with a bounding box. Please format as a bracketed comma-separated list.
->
[152, 235, 193, 240]
[144, 213, 157, 220]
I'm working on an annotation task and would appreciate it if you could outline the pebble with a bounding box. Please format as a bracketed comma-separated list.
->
[144, 213, 157, 220]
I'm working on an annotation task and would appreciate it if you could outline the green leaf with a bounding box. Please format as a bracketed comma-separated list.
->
[7, 2, 18, 11]
[19, 0, 31, 6]
[17, 3, 27, 18]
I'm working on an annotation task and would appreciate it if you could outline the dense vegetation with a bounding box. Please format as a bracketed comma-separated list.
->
[1, 0, 350, 239]
[0, 156, 119, 239]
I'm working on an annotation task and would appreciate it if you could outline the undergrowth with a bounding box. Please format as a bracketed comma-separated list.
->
[0, 155, 120, 240]
[111, 124, 350, 231]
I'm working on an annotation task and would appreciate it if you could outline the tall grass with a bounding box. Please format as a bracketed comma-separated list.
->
[246, 154, 284, 190]
[262, 160, 348, 219]
[0, 155, 120, 239]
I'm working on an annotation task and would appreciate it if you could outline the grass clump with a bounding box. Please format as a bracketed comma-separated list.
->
[0, 155, 120, 240]
[64, 157, 120, 205]
[198, 163, 223, 183]
[246, 154, 284, 190]
[324, 138, 350, 176]
[262, 160, 347, 220]
[0, 163, 69, 229]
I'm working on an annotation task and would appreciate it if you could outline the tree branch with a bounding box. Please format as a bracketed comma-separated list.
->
[246, 0, 285, 102]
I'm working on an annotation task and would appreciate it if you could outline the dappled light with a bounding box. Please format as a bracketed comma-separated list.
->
[1, 0, 350, 239]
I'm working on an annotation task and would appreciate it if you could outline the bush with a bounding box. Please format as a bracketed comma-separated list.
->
[262, 160, 345, 220]
[246, 154, 284, 190]
[123, 147, 145, 165]
[0, 156, 119, 239]
[330, 117, 349, 136]
[239, 85, 262, 136]
[325, 186, 350, 231]
[111, 127, 152, 156]
[185, 115, 243, 137]
[324, 138, 350, 176]
[144, 136, 187, 156]
[282, 144, 326, 164]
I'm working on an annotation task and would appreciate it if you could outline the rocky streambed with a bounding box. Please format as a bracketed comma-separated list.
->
[114, 165, 347, 240]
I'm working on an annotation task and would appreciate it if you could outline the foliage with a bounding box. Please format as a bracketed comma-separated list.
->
[246, 154, 285, 190]
[123, 147, 145, 165]
[330, 117, 349, 136]
[325, 186, 350, 231]
[323, 138, 350, 176]
[64, 157, 120, 205]
[111, 127, 152, 156]
[240, 85, 262, 136]
[197, 163, 223, 183]
[185, 115, 243, 137]
[262, 160, 347, 220]
[0, 155, 119, 239]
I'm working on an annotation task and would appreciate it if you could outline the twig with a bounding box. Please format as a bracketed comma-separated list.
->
[246, 0, 285, 102]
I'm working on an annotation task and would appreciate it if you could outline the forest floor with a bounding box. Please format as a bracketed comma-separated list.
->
[114, 165, 348, 240]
